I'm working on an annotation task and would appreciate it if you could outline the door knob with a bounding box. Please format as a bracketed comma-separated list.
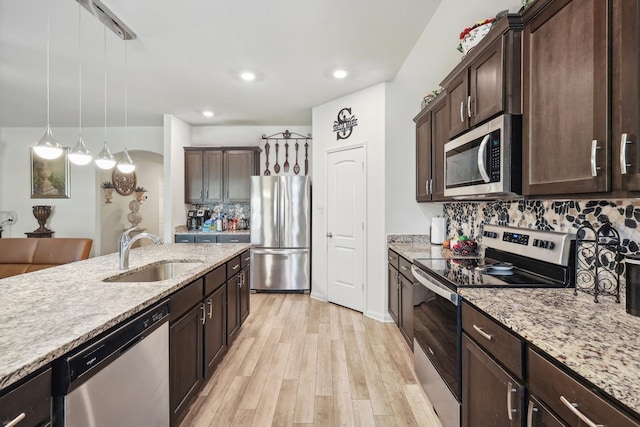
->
[326, 232, 333, 238]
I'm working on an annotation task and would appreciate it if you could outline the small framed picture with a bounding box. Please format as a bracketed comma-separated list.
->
[30, 148, 70, 199]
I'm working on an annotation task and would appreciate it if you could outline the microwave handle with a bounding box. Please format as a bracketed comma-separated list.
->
[477, 134, 491, 183]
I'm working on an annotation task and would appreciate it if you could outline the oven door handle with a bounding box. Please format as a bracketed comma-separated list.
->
[477, 134, 491, 183]
[411, 265, 459, 306]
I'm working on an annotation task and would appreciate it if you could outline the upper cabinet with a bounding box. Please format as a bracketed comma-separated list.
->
[441, 15, 523, 139]
[185, 147, 259, 204]
[414, 94, 450, 202]
[522, 0, 609, 196]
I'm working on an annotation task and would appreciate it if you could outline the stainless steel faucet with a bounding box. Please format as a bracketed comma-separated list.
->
[119, 227, 163, 270]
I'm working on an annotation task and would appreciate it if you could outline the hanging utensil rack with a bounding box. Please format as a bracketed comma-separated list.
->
[261, 130, 311, 175]
[574, 221, 621, 303]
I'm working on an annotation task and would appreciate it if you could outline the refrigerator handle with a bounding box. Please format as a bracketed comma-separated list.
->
[251, 248, 309, 255]
[275, 179, 281, 247]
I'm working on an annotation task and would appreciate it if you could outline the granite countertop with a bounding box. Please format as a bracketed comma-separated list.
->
[175, 225, 250, 235]
[0, 242, 250, 390]
[387, 242, 437, 261]
[460, 288, 640, 415]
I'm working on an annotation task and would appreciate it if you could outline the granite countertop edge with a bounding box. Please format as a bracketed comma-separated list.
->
[0, 242, 250, 390]
[174, 225, 250, 235]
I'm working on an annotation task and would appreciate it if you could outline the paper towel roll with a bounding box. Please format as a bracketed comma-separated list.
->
[431, 217, 447, 245]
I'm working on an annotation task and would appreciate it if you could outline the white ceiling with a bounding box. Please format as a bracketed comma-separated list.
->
[0, 0, 440, 128]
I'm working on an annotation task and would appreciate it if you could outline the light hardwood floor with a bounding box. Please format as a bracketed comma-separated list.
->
[179, 293, 443, 427]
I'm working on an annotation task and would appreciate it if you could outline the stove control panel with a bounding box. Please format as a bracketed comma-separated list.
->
[502, 232, 530, 245]
[482, 224, 575, 266]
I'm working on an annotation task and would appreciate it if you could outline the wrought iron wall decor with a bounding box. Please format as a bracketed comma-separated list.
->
[261, 130, 312, 176]
[575, 221, 621, 303]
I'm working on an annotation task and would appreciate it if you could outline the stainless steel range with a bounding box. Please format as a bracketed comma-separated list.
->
[410, 224, 575, 427]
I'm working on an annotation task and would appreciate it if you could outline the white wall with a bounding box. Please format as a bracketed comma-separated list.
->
[385, 0, 521, 234]
[164, 115, 192, 241]
[312, 83, 388, 321]
[0, 126, 162, 252]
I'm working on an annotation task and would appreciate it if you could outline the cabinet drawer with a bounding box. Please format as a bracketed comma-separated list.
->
[204, 264, 226, 296]
[240, 249, 251, 268]
[195, 235, 216, 243]
[461, 301, 524, 379]
[387, 249, 399, 269]
[175, 234, 195, 243]
[0, 368, 51, 427]
[398, 256, 413, 281]
[170, 278, 204, 322]
[528, 348, 640, 427]
[226, 256, 241, 279]
[217, 234, 250, 243]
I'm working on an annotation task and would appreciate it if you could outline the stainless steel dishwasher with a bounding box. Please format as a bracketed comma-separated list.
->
[53, 302, 170, 427]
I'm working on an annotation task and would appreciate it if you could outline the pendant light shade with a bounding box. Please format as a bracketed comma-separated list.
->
[69, 3, 92, 166]
[117, 147, 135, 173]
[95, 141, 116, 169]
[34, 16, 63, 160]
[69, 136, 92, 165]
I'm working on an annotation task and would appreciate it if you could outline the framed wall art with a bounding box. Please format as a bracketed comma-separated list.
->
[30, 148, 70, 199]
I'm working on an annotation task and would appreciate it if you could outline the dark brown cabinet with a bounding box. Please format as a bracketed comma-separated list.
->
[461, 334, 524, 427]
[239, 250, 251, 324]
[386, 249, 413, 348]
[528, 348, 640, 427]
[184, 147, 259, 204]
[414, 94, 449, 202]
[226, 255, 241, 343]
[461, 302, 525, 427]
[522, 0, 609, 196]
[0, 368, 51, 427]
[441, 15, 522, 139]
[203, 283, 226, 377]
[526, 395, 567, 427]
[387, 250, 400, 324]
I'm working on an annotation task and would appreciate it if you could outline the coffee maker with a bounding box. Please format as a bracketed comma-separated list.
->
[187, 209, 210, 230]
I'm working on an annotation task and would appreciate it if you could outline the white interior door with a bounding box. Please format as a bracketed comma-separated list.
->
[327, 146, 365, 312]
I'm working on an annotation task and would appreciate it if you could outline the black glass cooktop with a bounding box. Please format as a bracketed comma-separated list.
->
[413, 256, 565, 290]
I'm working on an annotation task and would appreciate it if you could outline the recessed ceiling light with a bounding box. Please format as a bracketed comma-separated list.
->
[240, 71, 256, 81]
[333, 69, 349, 79]
[202, 111, 214, 118]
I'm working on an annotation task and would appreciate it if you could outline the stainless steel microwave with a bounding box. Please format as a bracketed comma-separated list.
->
[444, 114, 522, 199]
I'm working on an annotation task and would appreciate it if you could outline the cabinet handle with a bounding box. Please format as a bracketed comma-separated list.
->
[207, 299, 213, 319]
[620, 133, 632, 174]
[591, 140, 601, 177]
[506, 382, 517, 421]
[4, 413, 26, 427]
[230, 239, 239, 243]
[560, 396, 601, 427]
[232, 264, 240, 270]
[472, 324, 493, 341]
[244, 256, 251, 262]
[201, 303, 206, 325]
[460, 101, 465, 123]
[430, 179, 434, 195]
[388, 256, 394, 262]
[467, 95, 473, 117]
[526, 400, 538, 427]
[400, 266, 409, 271]
[426, 180, 430, 195]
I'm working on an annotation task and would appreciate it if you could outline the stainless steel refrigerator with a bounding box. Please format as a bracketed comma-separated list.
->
[250, 176, 310, 291]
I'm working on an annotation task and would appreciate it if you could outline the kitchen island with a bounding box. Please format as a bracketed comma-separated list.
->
[0, 242, 249, 391]
[389, 241, 640, 418]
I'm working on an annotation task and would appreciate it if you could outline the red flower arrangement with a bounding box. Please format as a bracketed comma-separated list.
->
[459, 18, 496, 41]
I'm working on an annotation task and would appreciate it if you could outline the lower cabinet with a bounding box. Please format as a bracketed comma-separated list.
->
[386, 249, 413, 348]
[526, 395, 566, 427]
[169, 255, 251, 426]
[239, 249, 251, 323]
[0, 367, 51, 427]
[461, 334, 524, 427]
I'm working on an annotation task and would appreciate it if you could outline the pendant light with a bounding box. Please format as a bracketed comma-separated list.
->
[95, 24, 116, 170]
[116, 40, 135, 173]
[33, 15, 63, 160]
[69, 3, 92, 166]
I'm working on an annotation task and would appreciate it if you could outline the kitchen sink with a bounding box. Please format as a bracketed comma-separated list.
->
[103, 260, 204, 282]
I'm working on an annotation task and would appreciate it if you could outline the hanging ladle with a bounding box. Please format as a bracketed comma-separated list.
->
[274, 142, 280, 174]
[264, 142, 271, 176]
